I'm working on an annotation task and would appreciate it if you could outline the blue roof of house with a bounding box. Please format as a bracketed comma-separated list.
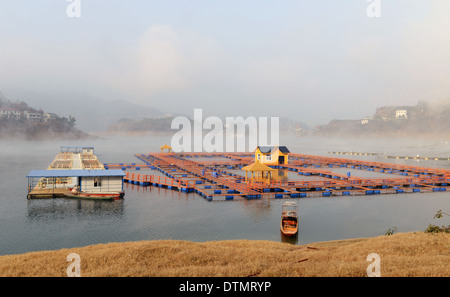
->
[257, 146, 276, 154]
[256, 146, 290, 154]
[278, 146, 290, 153]
[26, 169, 125, 178]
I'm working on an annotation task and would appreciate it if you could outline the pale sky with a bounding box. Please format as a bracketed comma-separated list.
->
[1, 0, 450, 126]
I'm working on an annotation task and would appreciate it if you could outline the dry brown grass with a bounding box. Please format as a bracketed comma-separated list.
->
[0, 232, 448, 277]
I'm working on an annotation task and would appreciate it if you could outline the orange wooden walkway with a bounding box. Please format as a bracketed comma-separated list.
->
[118, 152, 450, 201]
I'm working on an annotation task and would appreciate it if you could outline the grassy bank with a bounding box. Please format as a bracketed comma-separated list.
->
[0, 232, 448, 277]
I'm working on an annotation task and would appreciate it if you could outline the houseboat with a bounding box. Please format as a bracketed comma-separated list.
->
[27, 147, 125, 200]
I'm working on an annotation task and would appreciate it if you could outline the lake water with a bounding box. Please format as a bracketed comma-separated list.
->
[0, 134, 449, 255]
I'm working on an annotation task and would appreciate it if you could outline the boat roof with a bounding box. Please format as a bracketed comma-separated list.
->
[26, 169, 125, 178]
[60, 146, 95, 154]
[283, 201, 297, 206]
[282, 201, 298, 210]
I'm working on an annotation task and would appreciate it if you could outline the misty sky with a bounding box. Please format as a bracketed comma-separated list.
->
[1, 0, 450, 126]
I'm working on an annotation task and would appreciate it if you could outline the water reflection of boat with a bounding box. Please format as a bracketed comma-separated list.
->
[280, 231, 298, 244]
[280, 201, 298, 236]
[27, 198, 125, 223]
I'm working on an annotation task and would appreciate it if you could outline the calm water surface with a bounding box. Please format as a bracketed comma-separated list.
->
[0, 135, 449, 255]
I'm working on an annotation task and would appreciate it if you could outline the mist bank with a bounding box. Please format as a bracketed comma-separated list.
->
[104, 99, 450, 140]
[3, 88, 450, 140]
[0, 121, 91, 141]
[313, 100, 450, 138]
[104, 115, 307, 137]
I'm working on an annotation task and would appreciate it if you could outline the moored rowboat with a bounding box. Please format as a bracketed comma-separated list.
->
[280, 201, 299, 236]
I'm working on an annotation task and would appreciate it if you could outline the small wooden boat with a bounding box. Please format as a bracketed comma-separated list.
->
[280, 201, 298, 236]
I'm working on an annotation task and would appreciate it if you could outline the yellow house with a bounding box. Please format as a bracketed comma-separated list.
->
[254, 146, 290, 165]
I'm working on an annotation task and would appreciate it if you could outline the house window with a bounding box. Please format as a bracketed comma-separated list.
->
[396, 110, 408, 120]
[266, 155, 272, 161]
[257, 154, 260, 161]
[94, 177, 102, 187]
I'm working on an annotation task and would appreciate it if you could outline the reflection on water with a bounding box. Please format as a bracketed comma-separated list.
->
[280, 232, 298, 245]
[27, 199, 125, 223]
[241, 199, 273, 223]
[271, 170, 289, 182]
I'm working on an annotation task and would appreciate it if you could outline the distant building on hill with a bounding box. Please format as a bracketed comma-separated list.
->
[374, 106, 412, 121]
[24, 111, 42, 122]
[395, 109, 408, 120]
[0, 107, 64, 123]
[43, 113, 59, 122]
[0, 108, 22, 119]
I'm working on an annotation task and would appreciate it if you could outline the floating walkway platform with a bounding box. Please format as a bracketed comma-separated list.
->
[115, 152, 450, 201]
[329, 151, 378, 156]
[386, 155, 450, 161]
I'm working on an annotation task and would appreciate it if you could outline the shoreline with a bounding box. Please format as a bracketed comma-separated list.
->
[0, 232, 448, 277]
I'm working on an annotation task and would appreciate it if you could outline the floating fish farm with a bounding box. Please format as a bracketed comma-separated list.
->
[103, 150, 450, 201]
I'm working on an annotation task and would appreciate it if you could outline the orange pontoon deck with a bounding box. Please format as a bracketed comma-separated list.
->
[115, 152, 450, 201]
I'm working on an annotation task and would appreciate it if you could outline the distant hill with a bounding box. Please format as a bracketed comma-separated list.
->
[314, 100, 450, 137]
[1, 90, 163, 133]
[105, 115, 308, 136]
[2, 90, 311, 135]
[106, 117, 177, 135]
[0, 92, 90, 140]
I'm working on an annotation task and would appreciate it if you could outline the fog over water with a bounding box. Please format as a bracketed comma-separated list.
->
[1, 1, 450, 258]
[0, 134, 448, 255]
